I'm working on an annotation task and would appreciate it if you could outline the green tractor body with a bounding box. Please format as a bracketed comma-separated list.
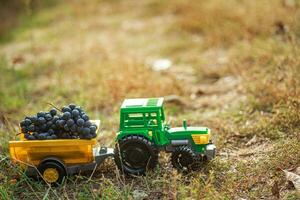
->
[115, 98, 216, 175]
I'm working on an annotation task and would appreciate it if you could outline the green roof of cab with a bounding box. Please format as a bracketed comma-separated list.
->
[121, 98, 163, 109]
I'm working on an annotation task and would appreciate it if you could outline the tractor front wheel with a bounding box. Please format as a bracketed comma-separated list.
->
[114, 135, 158, 175]
[171, 146, 200, 171]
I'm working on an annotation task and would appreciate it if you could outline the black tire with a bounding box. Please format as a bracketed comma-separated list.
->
[114, 135, 158, 175]
[38, 161, 66, 186]
[171, 146, 200, 171]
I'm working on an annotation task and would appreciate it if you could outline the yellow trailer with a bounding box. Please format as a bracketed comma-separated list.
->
[9, 120, 114, 185]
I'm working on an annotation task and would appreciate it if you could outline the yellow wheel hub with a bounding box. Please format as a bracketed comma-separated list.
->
[43, 168, 59, 183]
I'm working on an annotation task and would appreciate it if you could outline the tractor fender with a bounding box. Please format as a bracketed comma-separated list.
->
[116, 130, 153, 142]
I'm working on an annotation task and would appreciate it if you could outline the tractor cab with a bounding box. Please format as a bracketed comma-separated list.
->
[120, 98, 165, 128]
[118, 98, 168, 143]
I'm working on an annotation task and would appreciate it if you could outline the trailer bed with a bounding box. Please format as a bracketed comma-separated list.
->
[9, 120, 101, 166]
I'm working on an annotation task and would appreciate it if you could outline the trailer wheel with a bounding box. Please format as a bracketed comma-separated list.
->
[114, 135, 158, 175]
[171, 146, 200, 171]
[38, 161, 66, 186]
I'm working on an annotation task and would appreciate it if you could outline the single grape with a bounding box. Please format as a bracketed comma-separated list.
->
[55, 120, 60, 126]
[75, 106, 82, 111]
[49, 109, 57, 116]
[73, 116, 80, 122]
[69, 103, 76, 110]
[82, 114, 89, 121]
[64, 124, 70, 131]
[52, 115, 59, 122]
[62, 106, 72, 113]
[25, 119, 32, 126]
[70, 124, 77, 132]
[90, 126, 96, 134]
[77, 118, 84, 127]
[62, 112, 71, 120]
[38, 117, 46, 125]
[77, 127, 84, 134]
[51, 124, 57, 130]
[28, 124, 35, 132]
[67, 119, 74, 127]
[58, 120, 65, 127]
[28, 116, 38, 123]
[72, 109, 80, 118]
[45, 114, 52, 121]
[83, 127, 90, 135]
[48, 129, 55, 135]
[46, 121, 53, 128]
[37, 112, 46, 118]
[20, 120, 26, 127]
[84, 121, 92, 127]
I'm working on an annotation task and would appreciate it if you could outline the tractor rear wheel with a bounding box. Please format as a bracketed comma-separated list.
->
[114, 135, 158, 175]
[171, 146, 200, 171]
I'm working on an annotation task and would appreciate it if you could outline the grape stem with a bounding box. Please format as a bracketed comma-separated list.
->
[47, 102, 62, 112]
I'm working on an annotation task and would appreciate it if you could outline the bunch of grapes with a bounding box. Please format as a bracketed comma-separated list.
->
[19, 104, 98, 140]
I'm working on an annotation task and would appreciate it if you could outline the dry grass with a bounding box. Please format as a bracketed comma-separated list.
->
[0, 0, 300, 199]
[171, 0, 299, 47]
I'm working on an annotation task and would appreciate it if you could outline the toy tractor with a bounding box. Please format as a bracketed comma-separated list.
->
[114, 98, 216, 175]
[9, 98, 216, 185]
